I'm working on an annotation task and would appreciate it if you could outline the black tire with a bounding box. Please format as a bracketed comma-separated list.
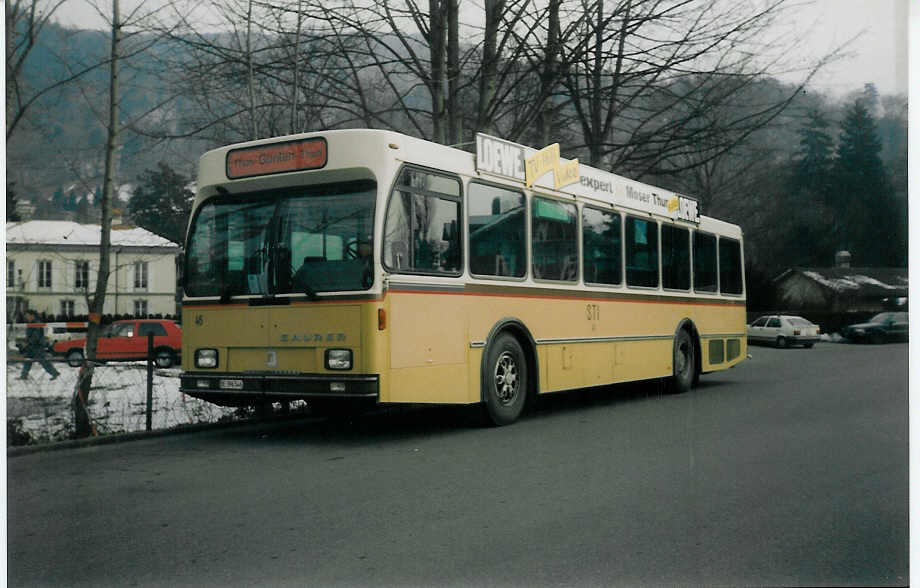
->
[154, 349, 175, 368]
[776, 336, 788, 348]
[671, 329, 696, 394]
[482, 333, 527, 426]
[804, 342, 815, 349]
[66, 349, 84, 367]
[869, 331, 886, 345]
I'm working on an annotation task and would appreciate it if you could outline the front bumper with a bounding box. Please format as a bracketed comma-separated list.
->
[181, 372, 379, 406]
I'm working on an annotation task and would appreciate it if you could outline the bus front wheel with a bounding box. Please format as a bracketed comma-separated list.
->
[482, 333, 527, 426]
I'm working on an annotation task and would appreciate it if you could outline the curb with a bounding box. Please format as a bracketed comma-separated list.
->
[7, 411, 322, 458]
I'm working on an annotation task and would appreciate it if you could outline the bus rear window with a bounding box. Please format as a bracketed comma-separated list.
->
[719, 237, 744, 294]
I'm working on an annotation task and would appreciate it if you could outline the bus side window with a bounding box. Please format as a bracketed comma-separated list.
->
[383, 167, 462, 275]
[532, 197, 578, 282]
[693, 231, 718, 292]
[582, 206, 621, 285]
[626, 216, 658, 288]
[661, 224, 690, 290]
[468, 182, 526, 278]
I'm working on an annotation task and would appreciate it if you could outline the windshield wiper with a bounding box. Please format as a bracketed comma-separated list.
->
[219, 285, 233, 304]
[302, 281, 320, 301]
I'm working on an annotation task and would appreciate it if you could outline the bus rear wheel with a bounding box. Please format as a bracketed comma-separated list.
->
[670, 329, 696, 394]
[482, 333, 527, 426]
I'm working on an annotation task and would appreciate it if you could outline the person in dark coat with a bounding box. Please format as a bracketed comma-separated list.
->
[19, 310, 60, 380]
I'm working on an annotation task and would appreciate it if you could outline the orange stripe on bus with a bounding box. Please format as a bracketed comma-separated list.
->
[183, 289, 743, 308]
[386, 287, 744, 307]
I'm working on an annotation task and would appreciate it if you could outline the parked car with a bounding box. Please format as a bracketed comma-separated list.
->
[841, 312, 909, 344]
[747, 315, 820, 348]
[53, 319, 182, 368]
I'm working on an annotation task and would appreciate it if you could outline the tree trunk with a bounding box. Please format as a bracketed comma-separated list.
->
[446, 0, 460, 145]
[290, 0, 303, 135]
[537, 0, 560, 146]
[588, 0, 604, 167]
[429, 0, 445, 143]
[246, 0, 257, 140]
[73, 0, 120, 438]
[476, 0, 502, 135]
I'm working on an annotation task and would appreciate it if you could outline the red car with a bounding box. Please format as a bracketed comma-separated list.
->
[53, 319, 182, 368]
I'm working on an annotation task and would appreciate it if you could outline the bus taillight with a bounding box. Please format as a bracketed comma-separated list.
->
[378, 308, 387, 330]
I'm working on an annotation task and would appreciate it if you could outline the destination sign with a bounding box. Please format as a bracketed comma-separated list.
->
[226, 137, 327, 179]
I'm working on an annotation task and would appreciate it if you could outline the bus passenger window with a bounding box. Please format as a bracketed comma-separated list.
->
[383, 167, 462, 275]
[626, 217, 658, 287]
[582, 207, 621, 285]
[661, 224, 690, 290]
[532, 197, 577, 282]
[693, 231, 717, 292]
[469, 183, 525, 278]
[719, 237, 744, 294]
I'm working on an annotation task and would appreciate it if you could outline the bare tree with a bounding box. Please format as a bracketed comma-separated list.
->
[137, 0, 841, 170]
[5, 0, 72, 140]
[73, 0, 123, 438]
[69, 0, 184, 437]
[562, 0, 838, 172]
[472, 0, 589, 144]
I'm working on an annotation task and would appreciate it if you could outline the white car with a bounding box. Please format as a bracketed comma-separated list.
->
[747, 315, 820, 348]
[8, 321, 87, 352]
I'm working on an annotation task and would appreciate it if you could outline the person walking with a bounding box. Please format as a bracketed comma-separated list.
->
[19, 310, 60, 380]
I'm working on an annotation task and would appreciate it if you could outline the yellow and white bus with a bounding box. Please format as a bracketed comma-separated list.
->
[180, 130, 746, 425]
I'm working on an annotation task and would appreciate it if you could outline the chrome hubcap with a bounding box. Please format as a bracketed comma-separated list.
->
[494, 351, 519, 405]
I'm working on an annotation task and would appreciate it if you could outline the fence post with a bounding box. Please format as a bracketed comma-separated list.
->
[146, 331, 154, 431]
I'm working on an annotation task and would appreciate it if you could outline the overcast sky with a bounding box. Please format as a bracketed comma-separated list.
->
[787, 0, 909, 97]
[53, 0, 910, 98]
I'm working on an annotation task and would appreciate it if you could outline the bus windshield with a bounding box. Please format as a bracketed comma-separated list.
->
[184, 181, 376, 298]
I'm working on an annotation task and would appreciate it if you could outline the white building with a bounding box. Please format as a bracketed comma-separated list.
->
[6, 220, 180, 320]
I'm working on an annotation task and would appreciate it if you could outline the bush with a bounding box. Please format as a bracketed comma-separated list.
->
[7, 418, 33, 446]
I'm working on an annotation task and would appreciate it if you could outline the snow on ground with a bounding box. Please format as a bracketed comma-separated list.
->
[6, 361, 239, 444]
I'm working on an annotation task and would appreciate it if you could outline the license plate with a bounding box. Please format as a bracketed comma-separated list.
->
[220, 379, 244, 390]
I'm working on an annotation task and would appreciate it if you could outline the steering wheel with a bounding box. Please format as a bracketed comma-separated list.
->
[344, 239, 360, 260]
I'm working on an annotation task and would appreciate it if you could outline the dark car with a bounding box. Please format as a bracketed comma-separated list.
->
[841, 312, 909, 344]
[53, 319, 182, 367]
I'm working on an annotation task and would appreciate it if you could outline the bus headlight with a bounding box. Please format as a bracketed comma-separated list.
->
[325, 348, 353, 370]
[195, 348, 219, 368]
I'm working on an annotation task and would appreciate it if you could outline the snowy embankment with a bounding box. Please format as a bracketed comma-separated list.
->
[6, 361, 239, 445]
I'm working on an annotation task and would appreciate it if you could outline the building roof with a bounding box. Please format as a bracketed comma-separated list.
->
[774, 267, 908, 297]
[5, 220, 179, 249]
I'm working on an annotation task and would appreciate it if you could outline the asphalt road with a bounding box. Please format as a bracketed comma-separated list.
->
[8, 342, 908, 587]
